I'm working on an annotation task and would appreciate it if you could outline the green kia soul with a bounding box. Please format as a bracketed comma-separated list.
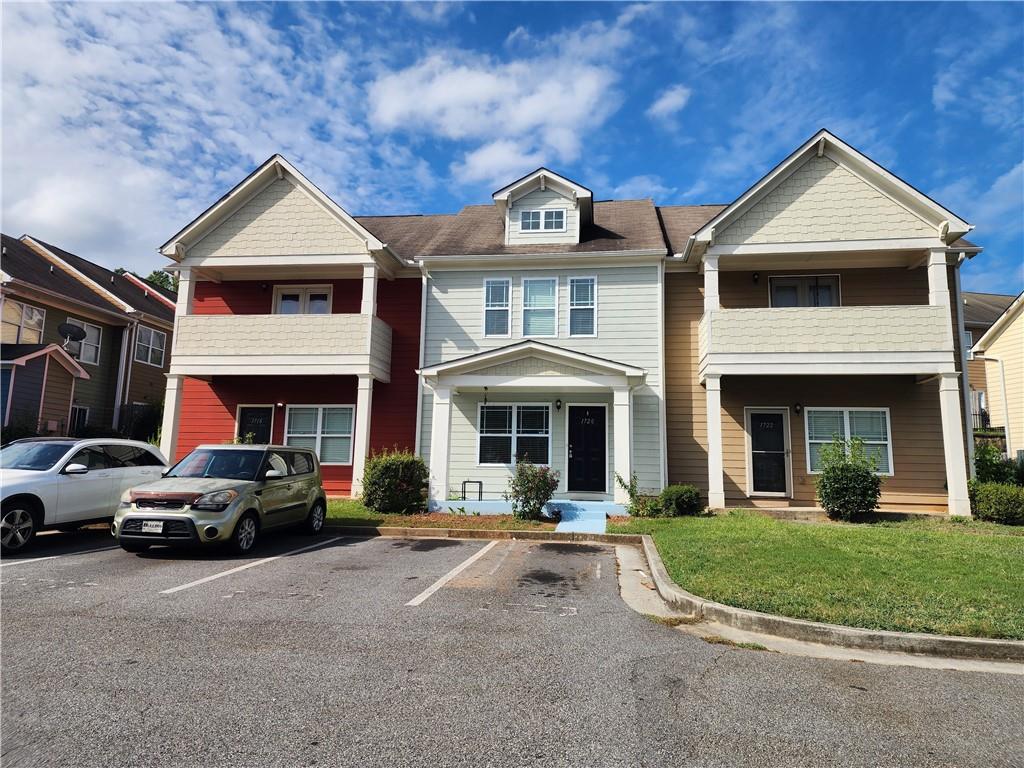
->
[112, 445, 327, 554]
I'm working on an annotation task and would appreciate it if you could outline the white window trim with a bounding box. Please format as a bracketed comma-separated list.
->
[272, 284, 334, 315]
[284, 404, 355, 466]
[568, 275, 598, 338]
[743, 407, 793, 498]
[134, 325, 167, 368]
[563, 403, 609, 494]
[69, 405, 90, 432]
[768, 274, 842, 308]
[804, 406, 894, 477]
[2, 299, 46, 344]
[66, 317, 102, 366]
[521, 277, 559, 339]
[965, 330, 974, 361]
[519, 208, 567, 234]
[476, 402, 552, 468]
[482, 277, 512, 338]
[234, 403, 275, 443]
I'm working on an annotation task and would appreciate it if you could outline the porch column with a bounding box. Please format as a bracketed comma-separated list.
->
[612, 386, 632, 504]
[361, 264, 378, 317]
[927, 249, 950, 309]
[428, 385, 452, 508]
[350, 374, 374, 498]
[159, 375, 184, 462]
[705, 374, 725, 509]
[703, 254, 720, 312]
[939, 372, 971, 516]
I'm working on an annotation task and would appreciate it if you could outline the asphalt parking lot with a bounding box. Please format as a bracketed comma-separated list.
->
[2, 530, 1022, 767]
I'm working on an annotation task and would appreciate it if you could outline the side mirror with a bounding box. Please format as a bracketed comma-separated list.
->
[64, 463, 89, 475]
[264, 469, 285, 479]
[161, 468, 170, 476]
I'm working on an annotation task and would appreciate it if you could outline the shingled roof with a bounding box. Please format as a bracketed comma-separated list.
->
[963, 291, 1017, 330]
[656, 205, 729, 255]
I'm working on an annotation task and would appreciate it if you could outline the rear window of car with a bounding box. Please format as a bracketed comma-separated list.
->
[288, 451, 314, 476]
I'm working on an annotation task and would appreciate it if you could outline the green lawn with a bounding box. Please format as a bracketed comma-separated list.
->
[610, 511, 1024, 640]
[326, 499, 556, 531]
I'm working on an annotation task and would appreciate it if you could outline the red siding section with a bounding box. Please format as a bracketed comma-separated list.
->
[193, 279, 361, 315]
[369, 277, 421, 452]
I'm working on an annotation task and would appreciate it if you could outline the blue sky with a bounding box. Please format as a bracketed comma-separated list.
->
[2, 2, 1021, 293]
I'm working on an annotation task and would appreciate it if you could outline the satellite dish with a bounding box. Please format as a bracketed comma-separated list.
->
[57, 322, 87, 347]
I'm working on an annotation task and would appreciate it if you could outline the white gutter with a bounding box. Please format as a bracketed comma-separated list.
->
[413, 267, 428, 456]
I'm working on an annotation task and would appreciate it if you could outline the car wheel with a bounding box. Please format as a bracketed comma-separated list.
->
[120, 542, 150, 553]
[303, 500, 326, 535]
[230, 513, 259, 555]
[1, 504, 38, 554]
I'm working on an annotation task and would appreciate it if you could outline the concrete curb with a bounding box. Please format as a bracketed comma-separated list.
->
[640, 535, 1024, 663]
[323, 524, 642, 546]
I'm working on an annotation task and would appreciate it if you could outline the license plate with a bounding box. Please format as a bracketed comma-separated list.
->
[141, 520, 163, 534]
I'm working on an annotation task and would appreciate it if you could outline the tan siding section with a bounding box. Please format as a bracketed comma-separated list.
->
[719, 267, 930, 308]
[983, 306, 1023, 456]
[40, 364, 74, 433]
[717, 155, 934, 244]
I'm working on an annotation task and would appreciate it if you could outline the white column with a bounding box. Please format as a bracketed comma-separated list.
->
[350, 374, 374, 498]
[159, 375, 184, 462]
[939, 373, 971, 516]
[428, 385, 452, 509]
[613, 386, 632, 504]
[705, 374, 725, 509]
[361, 264, 378, 317]
[703, 254, 720, 312]
[927, 249, 950, 309]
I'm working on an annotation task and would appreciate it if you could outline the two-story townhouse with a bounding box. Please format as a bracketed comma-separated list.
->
[156, 156, 423, 495]
[1, 234, 175, 438]
[961, 290, 1017, 430]
[972, 292, 1023, 461]
[662, 130, 976, 515]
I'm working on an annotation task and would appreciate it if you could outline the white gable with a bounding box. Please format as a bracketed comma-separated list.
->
[472, 356, 594, 377]
[507, 187, 580, 246]
[718, 155, 935, 246]
[189, 177, 368, 259]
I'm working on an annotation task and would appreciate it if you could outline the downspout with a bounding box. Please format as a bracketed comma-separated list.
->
[413, 267, 428, 456]
[112, 321, 133, 430]
[121, 320, 139, 430]
[952, 255, 975, 478]
[981, 355, 1013, 459]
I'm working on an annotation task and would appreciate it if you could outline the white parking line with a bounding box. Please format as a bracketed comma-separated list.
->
[0, 546, 120, 569]
[406, 540, 499, 607]
[160, 537, 342, 595]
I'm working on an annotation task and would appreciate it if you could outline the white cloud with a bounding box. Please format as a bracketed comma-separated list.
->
[451, 140, 545, 185]
[611, 174, 675, 200]
[646, 84, 692, 121]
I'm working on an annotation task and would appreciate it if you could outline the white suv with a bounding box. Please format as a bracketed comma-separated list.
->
[1, 438, 167, 553]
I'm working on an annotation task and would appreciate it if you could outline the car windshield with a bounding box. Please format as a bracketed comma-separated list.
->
[166, 449, 264, 481]
[0, 442, 75, 471]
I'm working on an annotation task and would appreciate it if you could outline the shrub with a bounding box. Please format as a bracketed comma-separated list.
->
[505, 461, 560, 520]
[659, 484, 703, 516]
[968, 480, 1024, 526]
[361, 449, 428, 514]
[615, 472, 660, 517]
[974, 442, 1020, 485]
[815, 437, 882, 521]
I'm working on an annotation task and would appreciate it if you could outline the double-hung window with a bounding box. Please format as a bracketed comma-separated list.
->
[273, 285, 332, 314]
[520, 209, 566, 232]
[135, 326, 166, 367]
[520, 211, 541, 231]
[478, 404, 551, 465]
[285, 405, 354, 465]
[770, 276, 840, 307]
[569, 277, 596, 337]
[483, 279, 511, 337]
[66, 318, 101, 364]
[522, 278, 557, 337]
[806, 408, 893, 475]
[1, 300, 45, 344]
[543, 209, 565, 231]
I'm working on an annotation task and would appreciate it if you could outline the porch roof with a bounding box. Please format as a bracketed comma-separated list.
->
[419, 340, 646, 380]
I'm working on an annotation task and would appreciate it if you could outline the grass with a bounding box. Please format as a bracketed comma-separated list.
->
[325, 498, 556, 531]
[610, 511, 1024, 640]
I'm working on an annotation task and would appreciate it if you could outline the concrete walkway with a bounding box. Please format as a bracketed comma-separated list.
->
[552, 501, 624, 533]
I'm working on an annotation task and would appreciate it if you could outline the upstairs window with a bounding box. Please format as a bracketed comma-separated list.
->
[522, 278, 557, 337]
[483, 279, 511, 337]
[770, 276, 840, 308]
[273, 285, 332, 315]
[569, 277, 596, 336]
[965, 330, 974, 361]
[66, 318, 101, 364]
[520, 209, 566, 232]
[2, 300, 45, 344]
[543, 210, 565, 231]
[135, 326, 167, 367]
[521, 211, 541, 231]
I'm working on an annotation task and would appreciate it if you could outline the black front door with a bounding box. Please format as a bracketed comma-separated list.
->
[237, 406, 273, 444]
[567, 406, 606, 492]
[749, 411, 788, 494]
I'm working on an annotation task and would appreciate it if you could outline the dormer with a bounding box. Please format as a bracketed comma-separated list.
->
[492, 168, 593, 247]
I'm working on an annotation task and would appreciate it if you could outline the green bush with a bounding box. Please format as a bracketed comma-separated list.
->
[815, 437, 882, 521]
[361, 449, 428, 514]
[968, 480, 1024, 525]
[614, 472, 659, 517]
[505, 461, 560, 521]
[974, 442, 1020, 485]
[659, 484, 703, 516]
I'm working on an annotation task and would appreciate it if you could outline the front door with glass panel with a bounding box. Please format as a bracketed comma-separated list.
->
[748, 409, 790, 496]
[237, 406, 273, 444]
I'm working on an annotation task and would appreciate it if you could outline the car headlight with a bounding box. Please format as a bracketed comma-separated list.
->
[191, 490, 239, 512]
[119, 491, 132, 509]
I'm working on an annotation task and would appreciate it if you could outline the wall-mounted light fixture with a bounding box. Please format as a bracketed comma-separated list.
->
[555, 399, 563, 411]
[794, 403, 802, 415]
[752, 272, 760, 284]
[276, 402, 285, 408]
[260, 283, 269, 291]
[483, 386, 488, 406]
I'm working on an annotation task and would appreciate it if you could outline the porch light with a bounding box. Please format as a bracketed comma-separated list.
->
[276, 402, 284, 408]
[794, 403, 802, 415]
[555, 399, 562, 411]
[752, 272, 760, 283]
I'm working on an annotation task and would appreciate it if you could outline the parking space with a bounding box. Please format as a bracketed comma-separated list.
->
[2, 530, 1022, 767]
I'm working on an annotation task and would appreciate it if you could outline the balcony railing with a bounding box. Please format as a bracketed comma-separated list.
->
[698, 305, 955, 377]
[170, 313, 392, 381]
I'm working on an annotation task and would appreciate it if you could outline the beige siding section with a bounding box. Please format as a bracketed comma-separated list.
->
[473, 358, 593, 377]
[983, 306, 1023, 456]
[175, 314, 377, 357]
[719, 267, 929, 308]
[718, 156, 934, 245]
[507, 188, 579, 245]
[40, 364, 74, 434]
[190, 178, 367, 258]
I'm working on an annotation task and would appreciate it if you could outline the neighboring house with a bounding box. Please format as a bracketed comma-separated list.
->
[961, 291, 1017, 429]
[972, 292, 1023, 461]
[0, 234, 175, 438]
[158, 129, 982, 515]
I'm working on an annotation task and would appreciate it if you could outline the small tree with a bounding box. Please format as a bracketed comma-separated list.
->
[506, 461, 559, 520]
[614, 472, 659, 517]
[815, 437, 882, 521]
[362, 449, 428, 514]
[974, 442, 1019, 485]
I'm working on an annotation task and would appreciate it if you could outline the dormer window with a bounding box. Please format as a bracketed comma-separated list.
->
[521, 211, 541, 231]
[520, 209, 566, 233]
[543, 210, 565, 231]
